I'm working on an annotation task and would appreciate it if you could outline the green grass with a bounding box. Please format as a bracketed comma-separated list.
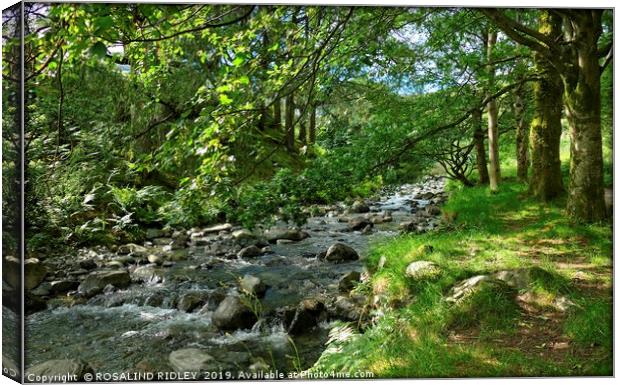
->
[311, 165, 612, 378]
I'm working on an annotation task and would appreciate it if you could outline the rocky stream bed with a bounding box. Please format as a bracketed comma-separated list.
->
[4, 177, 448, 379]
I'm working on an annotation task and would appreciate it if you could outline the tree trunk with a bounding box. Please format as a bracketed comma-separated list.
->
[486, 30, 500, 192]
[298, 111, 307, 145]
[514, 86, 529, 182]
[284, 94, 295, 152]
[273, 98, 282, 131]
[563, 11, 606, 222]
[529, 11, 564, 200]
[258, 104, 267, 132]
[309, 104, 316, 143]
[472, 108, 489, 184]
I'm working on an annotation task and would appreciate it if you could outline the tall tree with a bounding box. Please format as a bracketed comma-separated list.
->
[485, 29, 500, 192]
[482, 9, 611, 222]
[471, 108, 490, 184]
[528, 11, 564, 199]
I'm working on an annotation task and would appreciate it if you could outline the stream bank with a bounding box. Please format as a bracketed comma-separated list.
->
[13, 176, 447, 378]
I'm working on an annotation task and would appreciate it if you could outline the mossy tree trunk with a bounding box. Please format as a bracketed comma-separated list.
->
[309, 104, 316, 144]
[514, 85, 529, 183]
[529, 11, 564, 200]
[563, 11, 606, 222]
[481, 9, 610, 223]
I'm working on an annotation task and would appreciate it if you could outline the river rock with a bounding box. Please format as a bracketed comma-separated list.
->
[350, 200, 370, 213]
[332, 294, 366, 321]
[131, 266, 164, 283]
[203, 223, 233, 233]
[426, 205, 441, 216]
[237, 245, 262, 259]
[50, 280, 80, 295]
[212, 296, 257, 331]
[106, 260, 125, 269]
[117, 243, 148, 256]
[31, 282, 51, 297]
[78, 270, 131, 297]
[418, 191, 435, 200]
[169, 348, 216, 372]
[287, 298, 326, 335]
[239, 275, 266, 297]
[172, 230, 189, 244]
[78, 259, 98, 270]
[405, 261, 440, 280]
[147, 254, 163, 265]
[371, 212, 393, 224]
[26, 294, 47, 314]
[264, 228, 309, 243]
[178, 292, 209, 312]
[348, 218, 372, 231]
[3, 256, 21, 289]
[232, 229, 255, 241]
[338, 271, 361, 293]
[26, 359, 93, 381]
[324, 243, 359, 262]
[25, 258, 48, 290]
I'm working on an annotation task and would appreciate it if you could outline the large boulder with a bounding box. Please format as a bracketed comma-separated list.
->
[405, 261, 440, 281]
[50, 280, 80, 295]
[3, 256, 21, 289]
[26, 359, 93, 382]
[264, 228, 309, 243]
[232, 229, 256, 242]
[169, 348, 216, 373]
[348, 218, 372, 231]
[350, 200, 370, 214]
[178, 292, 209, 312]
[239, 275, 266, 298]
[78, 270, 131, 297]
[324, 243, 359, 262]
[212, 296, 257, 331]
[287, 298, 326, 335]
[447, 275, 511, 303]
[24, 258, 48, 290]
[78, 259, 98, 270]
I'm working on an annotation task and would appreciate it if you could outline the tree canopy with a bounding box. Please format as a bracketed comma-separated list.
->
[1, 4, 613, 251]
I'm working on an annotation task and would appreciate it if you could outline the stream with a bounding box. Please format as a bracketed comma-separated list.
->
[19, 176, 446, 377]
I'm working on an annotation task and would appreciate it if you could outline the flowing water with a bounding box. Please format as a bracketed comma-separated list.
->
[22, 178, 445, 376]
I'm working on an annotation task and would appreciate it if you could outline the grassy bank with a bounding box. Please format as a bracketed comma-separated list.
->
[311, 170, 612, 377]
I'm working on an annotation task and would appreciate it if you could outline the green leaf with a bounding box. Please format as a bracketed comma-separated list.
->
[238, 75, 250, 85]
[232, 55, 245, 67]
[89, 41, 108, 58]
[219, 94, 233, 105]
[94, 16, 114, 32]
